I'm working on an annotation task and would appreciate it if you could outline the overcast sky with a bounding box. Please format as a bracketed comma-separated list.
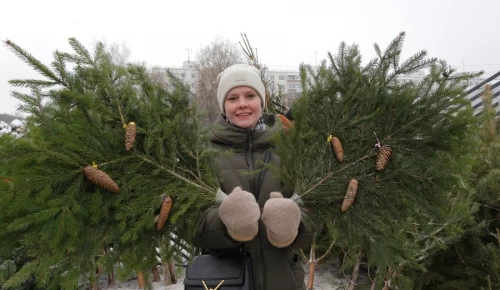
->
[1, 0, 499, 115]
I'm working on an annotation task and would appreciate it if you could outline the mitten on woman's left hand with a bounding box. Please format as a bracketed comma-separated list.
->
[261, 192, 301, 248]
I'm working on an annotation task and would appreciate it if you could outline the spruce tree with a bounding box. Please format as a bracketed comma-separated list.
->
[420, 85, 500, 290]
[0, 39, 219, 289]
[270, 32, 481, 289]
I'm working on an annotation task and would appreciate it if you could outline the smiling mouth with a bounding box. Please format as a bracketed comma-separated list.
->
[237, 113, 251, 117]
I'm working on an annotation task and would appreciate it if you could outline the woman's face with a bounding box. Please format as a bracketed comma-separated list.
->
[224, 86, 262, 129]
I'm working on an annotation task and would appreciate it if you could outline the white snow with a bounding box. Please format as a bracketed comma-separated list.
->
[0, 119, 25, 137]
[96, 263, 348, 290]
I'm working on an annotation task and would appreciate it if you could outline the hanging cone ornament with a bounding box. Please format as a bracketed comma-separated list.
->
[157, 195, 173, 230]
[376, 145, 392, 171]
[83, 165, 119, 193]
[125, 122, 136, 151]
[341, 179, 358, 212]
[328, 135, 344, 161]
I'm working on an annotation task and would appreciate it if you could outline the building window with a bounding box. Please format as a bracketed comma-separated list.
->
[288, 75, 300, 80]
[191, 73, 196, 78]
[180, 73, 185, 78]
[278, 84, 285, 90]
[279, 75, 285, 81]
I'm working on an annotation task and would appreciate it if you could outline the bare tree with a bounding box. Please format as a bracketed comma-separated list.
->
[195, 37, 244, 123]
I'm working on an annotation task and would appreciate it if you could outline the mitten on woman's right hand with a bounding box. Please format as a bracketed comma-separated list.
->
[218, 186, 260, 242]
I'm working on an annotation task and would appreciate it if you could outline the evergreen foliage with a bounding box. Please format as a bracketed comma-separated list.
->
[0, 39, 219, 289]
[270, 32, 482, 289]
[240, 33, 288, 115]
[419, 85, 500, 289]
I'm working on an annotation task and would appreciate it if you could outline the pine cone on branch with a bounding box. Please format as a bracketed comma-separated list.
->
[157, 195, 173, 230]
[329, 135, 344, 162]
[376, 146, 392, 171]
[83, 165, 119, 193]
[125, 122, 136, 151]
[341, 179, 358, 212]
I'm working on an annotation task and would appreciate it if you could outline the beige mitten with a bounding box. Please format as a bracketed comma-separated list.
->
[218, 186, 260, 242]
[261, 192, 301, 248]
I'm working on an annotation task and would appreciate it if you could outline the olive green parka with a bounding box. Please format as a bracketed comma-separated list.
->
[193, 114, 314, 290]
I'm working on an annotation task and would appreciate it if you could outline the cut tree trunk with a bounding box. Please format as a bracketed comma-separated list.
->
[306, 260, 316, 290]
[108, 271, 115, 285]
[91, 266, 103, 290]
[137, 271, 145, 288]
[168, 262, 177, 284]
[301, 239, 336, 290]
[152, 266, 161, 281]
[346, 255, 362, 290]
[163, 263, 172, 285]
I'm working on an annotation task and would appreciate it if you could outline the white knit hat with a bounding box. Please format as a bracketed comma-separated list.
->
[216, 64, 266, 114]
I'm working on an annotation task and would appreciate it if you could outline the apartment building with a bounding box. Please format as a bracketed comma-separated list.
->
[153, 62, 499, 117]
[151, 61, 199, 92]
[151, 62, 303, 106]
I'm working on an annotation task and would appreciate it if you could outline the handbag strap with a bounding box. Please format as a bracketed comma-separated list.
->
[255, 150, 271, 200]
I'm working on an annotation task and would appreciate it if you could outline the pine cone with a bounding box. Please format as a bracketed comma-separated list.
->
[376, 146, 392, 171]
[331, 136, 344, 161]
[125, 122, 136, 151]
[341, 179, 358, 212]
[157, 195, 172, 230]
[83, 166, 119, 193]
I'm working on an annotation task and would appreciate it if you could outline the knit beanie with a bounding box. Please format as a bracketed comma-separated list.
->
[216, 64, 266, 114]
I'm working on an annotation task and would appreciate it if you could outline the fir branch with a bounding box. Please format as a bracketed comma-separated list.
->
[1, 258, 39, 288]
[68, 38, 94, 65]
[9, 79, 59, 88]
[4, 39, 67, 87]
[316, 237, 337, 263]
[96, 156, 136, 167]
[52, 51, 69, 84]
[299, 247, 310, 263]
[385, 113, 429, 140]
[374, 43, 383, 60]
[177, 164, 211, 190]
[135, 154, 214, 193]
[299, 152, 376, 198]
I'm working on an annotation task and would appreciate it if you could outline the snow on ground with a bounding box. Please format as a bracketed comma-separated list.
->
[97, 263, 348, 290]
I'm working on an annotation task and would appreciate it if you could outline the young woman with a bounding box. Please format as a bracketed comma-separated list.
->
[193, 64, 314, 290]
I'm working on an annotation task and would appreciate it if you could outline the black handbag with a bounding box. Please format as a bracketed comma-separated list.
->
[183, 252, 253, 290]
[184, 151, 270, 290]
